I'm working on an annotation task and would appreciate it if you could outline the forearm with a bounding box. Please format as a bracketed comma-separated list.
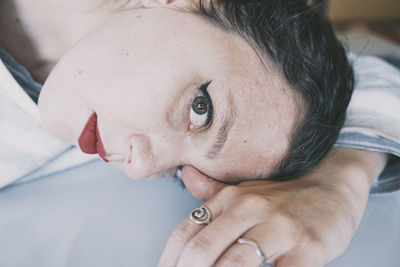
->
[316, 147, 387, 194]
[302, 147, 388, 230]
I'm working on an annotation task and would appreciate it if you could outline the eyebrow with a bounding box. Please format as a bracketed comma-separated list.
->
[206, 91, 236, 160]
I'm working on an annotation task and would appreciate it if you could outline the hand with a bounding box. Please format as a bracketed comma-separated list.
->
[158, 148, 387, 267]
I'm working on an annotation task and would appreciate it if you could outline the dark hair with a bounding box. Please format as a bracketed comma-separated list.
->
[188, 0, 354, 180]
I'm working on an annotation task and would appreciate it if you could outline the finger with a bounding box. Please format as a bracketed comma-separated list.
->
[158, 216, 203, 267]
[158, 197, 226, 267]
[216, 217, 298, 267]
[181, 165, 227, 201]
[176, 198, 266, 267]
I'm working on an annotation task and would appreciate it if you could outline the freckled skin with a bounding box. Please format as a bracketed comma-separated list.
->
[38, 7, 299, 182]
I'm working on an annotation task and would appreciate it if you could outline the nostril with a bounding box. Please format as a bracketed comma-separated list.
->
[127, 144, 133, 165]
[124, 133, 159, 179]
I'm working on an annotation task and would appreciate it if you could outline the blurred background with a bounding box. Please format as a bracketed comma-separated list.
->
[328, 0, 400, 62]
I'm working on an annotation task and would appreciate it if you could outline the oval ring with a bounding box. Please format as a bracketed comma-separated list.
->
[237, 237, 266, 264]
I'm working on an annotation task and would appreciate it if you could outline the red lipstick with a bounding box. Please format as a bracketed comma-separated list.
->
[78, 112, 109, 162]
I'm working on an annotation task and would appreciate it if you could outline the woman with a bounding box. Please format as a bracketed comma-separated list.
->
[1, 0, 399, 266]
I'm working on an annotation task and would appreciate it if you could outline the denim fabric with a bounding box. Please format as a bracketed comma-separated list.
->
[336, 132, 400, 194]
[335, 55, 400, 195]
[0, 47, 42, 103]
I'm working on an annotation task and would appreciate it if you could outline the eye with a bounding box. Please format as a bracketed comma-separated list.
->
[189, 82, 213, 130]
[192, 96, 208, 115]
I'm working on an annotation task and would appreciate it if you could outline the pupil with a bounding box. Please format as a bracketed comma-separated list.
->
[193, 96, 207, 115]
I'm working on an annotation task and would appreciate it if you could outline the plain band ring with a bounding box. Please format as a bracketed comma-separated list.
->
[190, 205, 211, 225]
[237, 237, 266, 263]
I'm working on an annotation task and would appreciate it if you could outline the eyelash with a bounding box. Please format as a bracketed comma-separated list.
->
[186, 81, 214, 131]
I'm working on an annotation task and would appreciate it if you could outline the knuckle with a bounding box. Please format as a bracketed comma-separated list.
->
[170, 219, 193, 244]
[276, 211, 323, 246]
[302, 226, 324, 245]
[239, 192, 270, 210]
[185, 234, 212, 256]
[217, 250, 248, 267]
[272, 209, 294, 226]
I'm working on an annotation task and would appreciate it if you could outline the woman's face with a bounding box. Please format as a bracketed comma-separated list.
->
[38, 5, 299, 182]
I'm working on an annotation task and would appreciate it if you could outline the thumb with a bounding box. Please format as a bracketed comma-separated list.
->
[180, 165, 227, 202]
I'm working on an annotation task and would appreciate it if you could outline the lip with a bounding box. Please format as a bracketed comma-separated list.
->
[78, 112, 109, 162]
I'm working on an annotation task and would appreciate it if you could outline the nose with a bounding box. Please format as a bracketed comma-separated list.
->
[124, 133, 183, 179]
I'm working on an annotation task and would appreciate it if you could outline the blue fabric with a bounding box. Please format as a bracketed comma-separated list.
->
[336, 131, 400, 194]
[0, 160, 399, 267]
[335, 55, 400, 194]
[0, 161, 201, 267]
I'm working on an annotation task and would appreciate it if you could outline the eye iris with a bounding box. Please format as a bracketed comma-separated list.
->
[192, 96, 208, 115]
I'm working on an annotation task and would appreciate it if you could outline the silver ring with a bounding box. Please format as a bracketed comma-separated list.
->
[237, 237, 266, 263]
[190, 205, 211, 225]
